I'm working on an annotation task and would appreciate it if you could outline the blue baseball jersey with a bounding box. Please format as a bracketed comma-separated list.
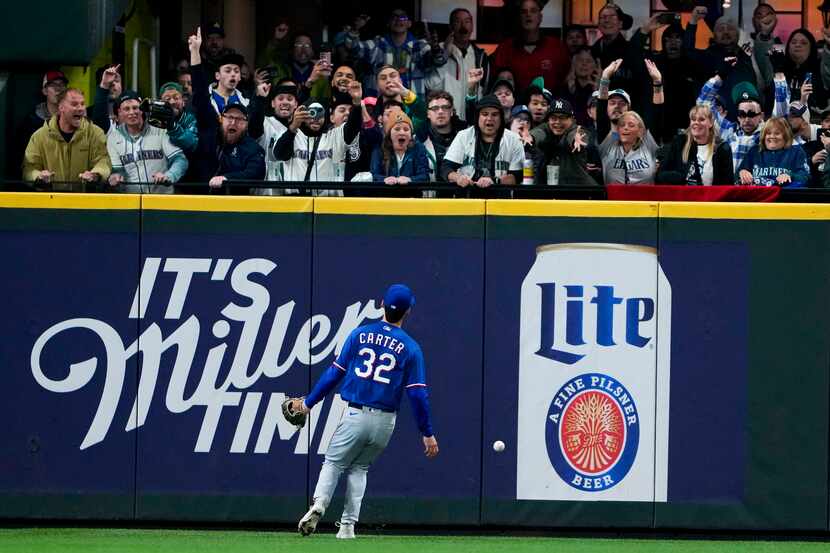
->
[334, 321, 427, 411]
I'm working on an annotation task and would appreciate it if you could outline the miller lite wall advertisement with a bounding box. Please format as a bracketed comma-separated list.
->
[2, 196, 830, 531]
[516, 244, 671, 502]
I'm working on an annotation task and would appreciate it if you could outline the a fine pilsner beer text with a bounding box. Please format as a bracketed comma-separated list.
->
[517, 243, 671, 502]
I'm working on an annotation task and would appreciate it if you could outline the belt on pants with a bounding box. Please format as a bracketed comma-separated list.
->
[348, 402, 395, 414]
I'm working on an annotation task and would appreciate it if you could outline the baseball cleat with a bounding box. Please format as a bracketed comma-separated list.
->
[298, 504, 324, 536]
[335, 522, 355, 539]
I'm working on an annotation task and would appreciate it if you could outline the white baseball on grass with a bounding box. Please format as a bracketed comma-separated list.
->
[493, 440, 505, 452]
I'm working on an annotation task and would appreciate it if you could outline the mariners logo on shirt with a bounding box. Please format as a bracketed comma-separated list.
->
[545, 373, 639, 492]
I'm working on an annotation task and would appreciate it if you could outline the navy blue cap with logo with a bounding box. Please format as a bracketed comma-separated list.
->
[384, 284, 415, 314]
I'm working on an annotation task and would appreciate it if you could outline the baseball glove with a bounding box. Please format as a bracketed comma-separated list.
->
[282, 397, 307, 428]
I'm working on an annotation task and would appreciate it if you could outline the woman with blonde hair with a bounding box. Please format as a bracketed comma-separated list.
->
[737, 116, 809, 187]
[656, 105, 733, 185]
[597, 58, 664, 184]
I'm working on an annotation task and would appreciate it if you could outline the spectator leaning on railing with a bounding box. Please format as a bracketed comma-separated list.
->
[737, 116, 809, 187]
[420, 90, 468, 182]
[530, 98, 598, 186]
[106, 91, 188, 194]
[596, 59, 665, 185]
[656, 105, 734, 186]
[23, 88, 110, 191]
[272, 80, 363, 190]
[188, 27, 265, 192]
[442, 94, 524, 188]
[248, 79, 299, 187]
[370, 110, 429, 185]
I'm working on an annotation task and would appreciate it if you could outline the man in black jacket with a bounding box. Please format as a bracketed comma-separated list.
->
[189, 27, 265, 193]
[530, 98, 599, 186]
[421, 90, 468, 181]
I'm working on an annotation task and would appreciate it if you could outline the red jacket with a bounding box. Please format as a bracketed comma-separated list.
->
[492, 36, 569, 94]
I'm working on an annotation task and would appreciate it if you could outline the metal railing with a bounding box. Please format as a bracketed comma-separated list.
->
[3, 179, 829, 203]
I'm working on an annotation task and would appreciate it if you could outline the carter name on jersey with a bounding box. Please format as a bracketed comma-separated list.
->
[358, 331, 406, 354]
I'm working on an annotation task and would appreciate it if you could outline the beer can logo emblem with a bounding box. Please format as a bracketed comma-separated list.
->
[546, 373, 639, 492]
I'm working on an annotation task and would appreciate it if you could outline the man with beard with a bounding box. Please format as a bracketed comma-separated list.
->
[331, 66, 357, 97]
[189, 27, 265, 192]
[249, 79, 299, 187]
[420, 90, 468, 181]
[273, 80, 363, 192]
[530, 98, 597, 185]
[159, 82, 198, 153]
[24, 88, 111, 191]
[787, 101, 819, 147]
[442, 95, 524, 188]
[178, 70, 193, 107]
[106, 91, 188, 194]
[600, 88, 632, 140]
[425, 8, 489, 121]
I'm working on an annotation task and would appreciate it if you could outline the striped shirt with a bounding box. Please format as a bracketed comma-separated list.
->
[697, 75, 789, 178]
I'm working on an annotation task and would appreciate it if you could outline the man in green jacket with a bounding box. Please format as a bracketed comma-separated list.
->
[23, 88, 111, 192]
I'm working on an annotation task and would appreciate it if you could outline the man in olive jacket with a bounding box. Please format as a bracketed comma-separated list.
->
[23, 88, 111, 192]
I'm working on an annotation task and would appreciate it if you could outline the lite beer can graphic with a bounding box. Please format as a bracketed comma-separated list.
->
[517, 243, 671, 501]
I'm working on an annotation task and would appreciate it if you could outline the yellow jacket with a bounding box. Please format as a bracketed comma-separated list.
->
[23, 116, 111, 192]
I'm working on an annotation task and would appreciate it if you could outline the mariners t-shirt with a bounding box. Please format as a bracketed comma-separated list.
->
[599, 130, 659, 185]
[443, 127, 525, 179]
[335, 321, 426, 412]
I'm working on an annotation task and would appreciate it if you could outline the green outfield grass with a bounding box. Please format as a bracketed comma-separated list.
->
[1, 529, 830, 553]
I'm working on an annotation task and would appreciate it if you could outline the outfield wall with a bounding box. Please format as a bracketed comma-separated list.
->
[1, 193, 828, 530]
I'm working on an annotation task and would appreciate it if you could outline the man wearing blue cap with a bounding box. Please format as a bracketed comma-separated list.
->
[293, 284, 439, 539]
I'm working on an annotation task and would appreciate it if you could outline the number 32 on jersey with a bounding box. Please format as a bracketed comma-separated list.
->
[355, 347, 396, 384]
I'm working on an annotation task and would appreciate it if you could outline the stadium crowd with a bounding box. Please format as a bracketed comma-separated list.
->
[18, 1, 830, 193]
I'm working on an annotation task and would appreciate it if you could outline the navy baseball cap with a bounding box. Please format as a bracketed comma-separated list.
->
[222, 102, 248, 118]
[384, 284, 415, 313]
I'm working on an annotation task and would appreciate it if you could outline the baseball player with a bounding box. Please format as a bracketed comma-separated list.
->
[291, 284, 439, 539]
